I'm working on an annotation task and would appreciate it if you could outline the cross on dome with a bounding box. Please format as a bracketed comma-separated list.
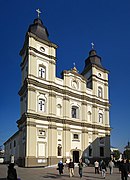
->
[36, 9, 41, 18]
[91, 42, 95, 49]
[73, 62, 76, 67]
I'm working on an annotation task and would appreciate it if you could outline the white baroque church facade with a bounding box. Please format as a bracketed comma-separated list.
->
[4, 15, 111, 167]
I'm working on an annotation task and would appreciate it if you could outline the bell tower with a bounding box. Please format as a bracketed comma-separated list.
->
[81, 46, 110, 129]
[81, 48, 109, 102]
[17, 10, 58, 166]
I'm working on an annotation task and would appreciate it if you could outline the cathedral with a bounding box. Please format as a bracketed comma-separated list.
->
[4, 12, 111, 167]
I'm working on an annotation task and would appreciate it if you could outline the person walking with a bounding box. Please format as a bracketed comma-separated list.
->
[108, 159, 114, 174]
[7, 163, 17, 180]
[100, 160, 107, 179]
[78, 159, 83, 178]
[57, 160, 64, 175]
[94, 160, 99, 174]
[68, 159, 74, 177]
[120, 159, 130, 180]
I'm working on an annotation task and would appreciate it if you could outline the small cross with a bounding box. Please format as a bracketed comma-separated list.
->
[36, 9, 41, 18]
[39, 67, 45, 78]
[91, 42, 94, 49]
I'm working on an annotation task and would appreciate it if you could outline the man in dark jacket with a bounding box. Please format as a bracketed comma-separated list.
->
[7, 163, 17, 180]
[68, 159, 74, 177]
[100, 160, 107, 179]
[58, 161, 64, 175]
[120, 159, 130, 180]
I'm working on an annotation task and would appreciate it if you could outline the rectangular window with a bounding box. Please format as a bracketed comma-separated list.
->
[73, 134, 79, 140]
[14, 140, 16, 147]
[10, 143, 12, 149]
[89, 146, 92, 157]
[100, 147, 104, 157]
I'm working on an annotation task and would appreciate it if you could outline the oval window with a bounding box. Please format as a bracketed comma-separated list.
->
[40, 47, 45, 52]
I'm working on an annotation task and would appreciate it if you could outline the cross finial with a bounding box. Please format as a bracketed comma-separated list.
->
[91, 42, 94, 49]
[36, 9, 41, 18]
[73, 62, 76, 67]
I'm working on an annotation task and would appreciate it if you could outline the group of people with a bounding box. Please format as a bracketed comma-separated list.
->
[57, 158, 83, 178]
[58, 158, 130, 179]
[94, 158, 130, 179]
[7, 157, 130, 179]
[94, 160, 107, 178]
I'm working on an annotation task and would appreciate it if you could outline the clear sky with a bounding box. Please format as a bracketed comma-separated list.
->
[0, 0, 130, 152]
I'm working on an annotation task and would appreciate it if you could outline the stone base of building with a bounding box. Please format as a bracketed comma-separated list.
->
[17, 156, 62, 167]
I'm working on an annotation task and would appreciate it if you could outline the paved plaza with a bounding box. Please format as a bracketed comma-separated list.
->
[0, 164, 121, 180]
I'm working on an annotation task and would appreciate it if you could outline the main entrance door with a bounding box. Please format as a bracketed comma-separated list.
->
[73, 151, 79, 163]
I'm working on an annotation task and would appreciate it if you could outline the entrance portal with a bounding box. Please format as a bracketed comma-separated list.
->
[73, 151, 79, 163]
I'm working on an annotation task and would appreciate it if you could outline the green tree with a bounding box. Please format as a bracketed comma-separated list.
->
[124, 150, 130, 160]
[113, 150, 120, 160]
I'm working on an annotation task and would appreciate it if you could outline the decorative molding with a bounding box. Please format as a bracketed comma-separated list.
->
[29, 46, 57, 61]
[18, 77, 110, 108]
[29, 52, 37, 57]
[28, 32, 58, 49]
[17, 112, 111, 132]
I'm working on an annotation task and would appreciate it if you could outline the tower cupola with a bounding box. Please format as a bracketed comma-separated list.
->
[28, 18, 49, 42]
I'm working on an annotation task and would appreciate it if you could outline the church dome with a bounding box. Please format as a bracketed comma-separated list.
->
[28, 18, 50, 42]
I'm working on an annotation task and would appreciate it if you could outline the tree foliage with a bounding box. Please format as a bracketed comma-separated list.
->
[124, 150, 130, 160]
[113, 150, 120, 160]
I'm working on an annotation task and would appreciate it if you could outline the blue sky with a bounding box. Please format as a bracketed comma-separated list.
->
[0, 0, 130, 152]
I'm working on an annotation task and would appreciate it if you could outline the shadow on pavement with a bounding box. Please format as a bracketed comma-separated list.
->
[0, 178, 7, 180]
[42, 173, 69, 179]
[42, 173, 79, 179]
[84, 175, 102, 179]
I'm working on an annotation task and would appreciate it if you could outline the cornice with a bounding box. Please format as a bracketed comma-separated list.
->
[19, 77, 110, 107]
[28, 32, 58, 49]
[63, 70, 87, 82]
[82, 64, 109, 75]
[17, 112, 111, 132]
[87, 74, 108, 83]
[29, 46, 57, 62]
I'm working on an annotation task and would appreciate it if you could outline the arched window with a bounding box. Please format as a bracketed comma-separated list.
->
[57, 145, 62, 156]
[71, 106, 79, 119]
[98, 86, 103, 98]
[39, 66, 46, 78]
[38, 99, 45, 112]
[99, 113, 103, 123]
[88, 111, 92, 121]
[57, 104, 62, 116]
